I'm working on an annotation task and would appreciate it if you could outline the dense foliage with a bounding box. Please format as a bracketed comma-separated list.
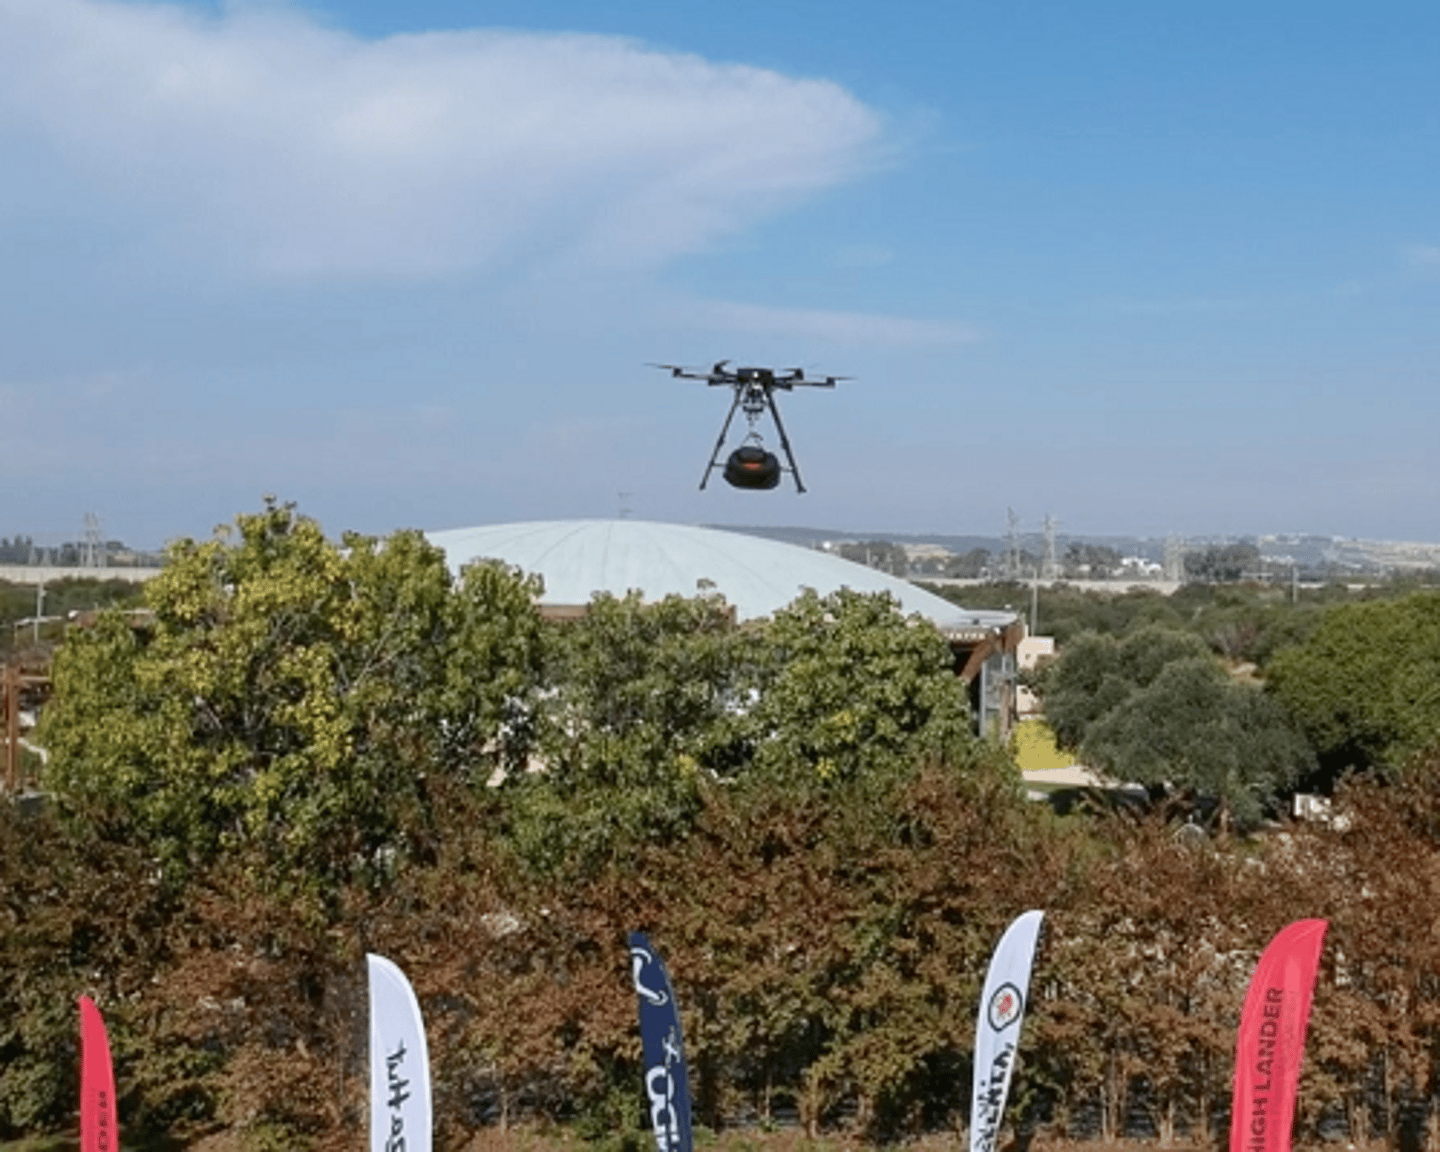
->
[10, 747, 1440, 1149]
[924, 578, 1388, 659]
[1035, 626, 1314, 827]
[1080, 655, 1313, 826]
[1267, 589, 1440, 780]
[9, 502, 1440, 1149]
[986, 578, 1440, 825]
[39, 501, 546, 890]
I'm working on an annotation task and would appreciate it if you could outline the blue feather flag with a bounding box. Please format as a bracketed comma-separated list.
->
[628, 932, 694, 1152]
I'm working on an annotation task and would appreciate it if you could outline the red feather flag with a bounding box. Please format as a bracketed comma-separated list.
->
[1230, 919, 1328, 1152]
[79, 995, 118, 1152]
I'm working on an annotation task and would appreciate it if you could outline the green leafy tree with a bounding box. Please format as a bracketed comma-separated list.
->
[1039, 625, 1211, 749]
[837, 540, 909, 575]
[943, 547, 992, 578]
[38, 499, 545, 888]
[742, 587, 980, 790]
[1267, 590, 1440, 777]
[1184, 542, 1261, 583]
[1081, 656, 1313, 828]
[505, 587, 992, 874]
[1062, 542, 1122, 577]
[505, 591, 747, 875]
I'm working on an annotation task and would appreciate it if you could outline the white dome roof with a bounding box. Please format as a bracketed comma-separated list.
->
[424, 519, 1016, 637]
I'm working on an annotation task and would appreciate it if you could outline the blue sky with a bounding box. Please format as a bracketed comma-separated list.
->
[2, 0, 1437, 549]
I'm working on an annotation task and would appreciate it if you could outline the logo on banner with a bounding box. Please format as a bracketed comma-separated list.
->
[988, 983, 1024, 1032]
[645, 1025, 684, 1152]
[973, 1043, 1015, 1152]
[386, 1041, 411, 1152]
[631, 945, 670, 1006]
[97, 1090, 112, 1152]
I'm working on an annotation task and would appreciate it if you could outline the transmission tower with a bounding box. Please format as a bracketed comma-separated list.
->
[82, 513, 106, 568]
[1005, 508, 1022, 581]
[1164, 535, 1184, 583]
[1042, 515, 1060, 581]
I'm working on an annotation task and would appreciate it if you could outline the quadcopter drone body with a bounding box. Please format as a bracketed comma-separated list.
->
[652, 360, 846, 492]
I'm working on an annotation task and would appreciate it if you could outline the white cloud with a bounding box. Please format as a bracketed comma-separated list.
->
[675, 298, 979, 348]
[0, 0, 884, 281]
[1405, 244, 1440, 270]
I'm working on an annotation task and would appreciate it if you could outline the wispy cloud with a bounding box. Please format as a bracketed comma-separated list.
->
[0, 0, 884, 282]
[674, 298, 979, 348]
[1404, 244, 1440, 270]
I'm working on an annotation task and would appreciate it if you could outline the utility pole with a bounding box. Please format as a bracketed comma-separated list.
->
[3, 662, 17, 793]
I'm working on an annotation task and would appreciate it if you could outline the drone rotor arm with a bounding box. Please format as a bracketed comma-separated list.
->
[649, 362, 713, 380]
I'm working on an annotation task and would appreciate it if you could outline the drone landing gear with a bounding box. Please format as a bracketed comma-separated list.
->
[698, 383, 807, 493]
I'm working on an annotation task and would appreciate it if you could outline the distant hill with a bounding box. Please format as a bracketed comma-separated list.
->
[706, 524, 1440, 578]
[704, 524, 1003, 554]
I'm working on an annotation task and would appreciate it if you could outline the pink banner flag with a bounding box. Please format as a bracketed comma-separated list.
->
[1230, 919, 1328, 1152]
[79, 995, 118, 1152]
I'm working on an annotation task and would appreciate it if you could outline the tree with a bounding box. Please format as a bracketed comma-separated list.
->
[1080, 656, 1313, 828]
[741, 587, 980, 790]
[944, 548, 992, 579]
[1184, 542, 1261, 583]
[837, 540, 908, 575]
[1036, 623, 1311, 827]
[1038, 625, 1212, 749]
[505, 586, 997, 874]
[1063, 542, 1121, 577]
[504, 591, 746, 875]
[1266, 590, 1440, 778]
[38, 499, 546, 888]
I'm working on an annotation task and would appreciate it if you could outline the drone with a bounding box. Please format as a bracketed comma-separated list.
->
[652, 360, 847, 492]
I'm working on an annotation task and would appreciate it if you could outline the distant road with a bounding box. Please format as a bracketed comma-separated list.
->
[920, 576, 1184, 596]
[0, 565, 163, 586]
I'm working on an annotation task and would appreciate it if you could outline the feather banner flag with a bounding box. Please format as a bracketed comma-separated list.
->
[628, 931, 694, 1152]
[78, 995, 118, 1152]
[1230, 919, 1329, 1152]
[368, 952, 433, 1152]
[970, 909, 1045, 1152]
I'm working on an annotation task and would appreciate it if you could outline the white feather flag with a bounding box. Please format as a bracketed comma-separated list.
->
[368, 952, 433, 1152]
[970, 910, 1045, 1152]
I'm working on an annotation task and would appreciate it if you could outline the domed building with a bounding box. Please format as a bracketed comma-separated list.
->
[424, 519, 1022, 737]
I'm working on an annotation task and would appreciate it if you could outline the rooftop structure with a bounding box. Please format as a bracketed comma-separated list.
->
[425, 519, 1022, 736]
[425, 519, 1013, 635]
